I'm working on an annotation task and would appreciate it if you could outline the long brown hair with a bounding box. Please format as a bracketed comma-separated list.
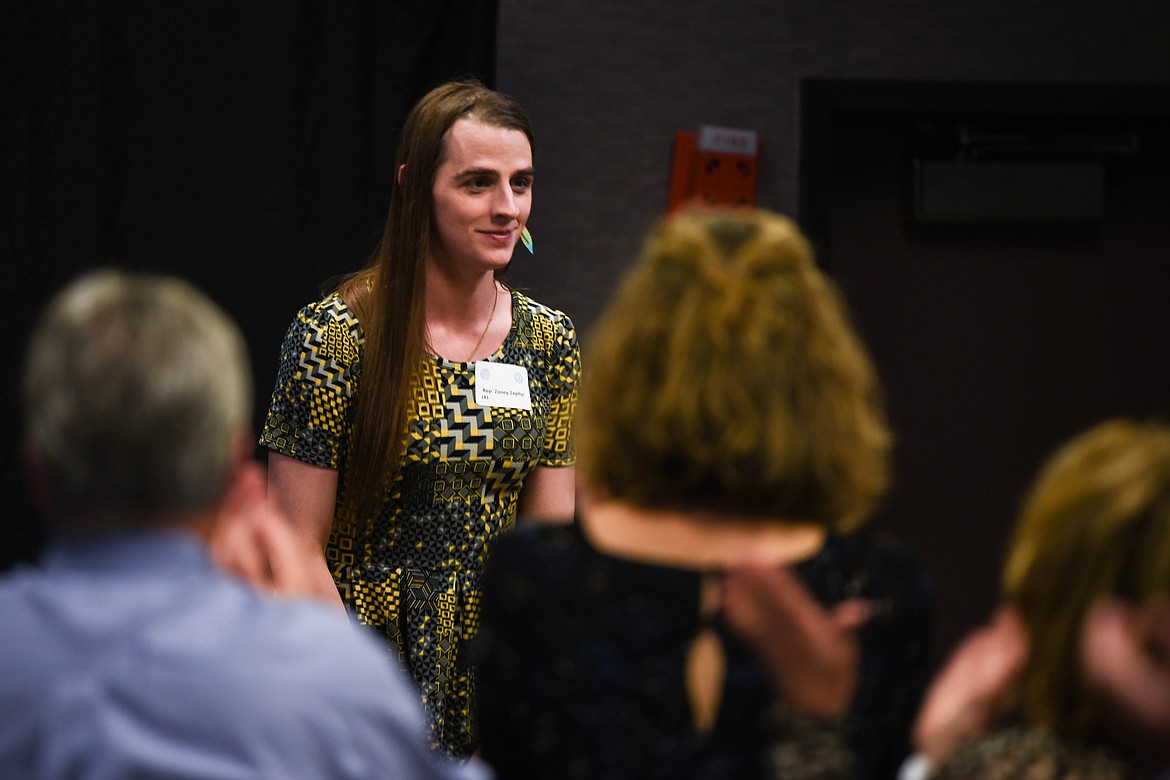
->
[336, 80, 534, 524]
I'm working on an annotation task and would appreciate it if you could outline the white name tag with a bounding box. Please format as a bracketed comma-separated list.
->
[474, 361, 532, 410]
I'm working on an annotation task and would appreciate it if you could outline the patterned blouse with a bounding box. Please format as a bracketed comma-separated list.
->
[931, 727, 1138, 780]
[471, 521, 934, 780]
[260, 289, 579, 756]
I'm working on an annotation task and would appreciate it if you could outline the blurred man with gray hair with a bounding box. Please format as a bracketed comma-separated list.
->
[0, 270, 488, 779]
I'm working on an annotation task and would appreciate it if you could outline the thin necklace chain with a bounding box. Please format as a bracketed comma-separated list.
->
[467, 281, 499, 361]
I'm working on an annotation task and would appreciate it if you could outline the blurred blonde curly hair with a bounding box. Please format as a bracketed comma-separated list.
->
[576, 208, 890, 532]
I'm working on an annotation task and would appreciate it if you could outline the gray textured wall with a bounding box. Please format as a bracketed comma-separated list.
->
[496, 1, 1170, 660]
[496, 0, 1170, 330]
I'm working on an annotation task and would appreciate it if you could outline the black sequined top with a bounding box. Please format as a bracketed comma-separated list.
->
[472, 519, 933, 780]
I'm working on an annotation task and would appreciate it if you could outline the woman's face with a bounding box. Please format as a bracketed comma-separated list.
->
[429, 117, 533, 276]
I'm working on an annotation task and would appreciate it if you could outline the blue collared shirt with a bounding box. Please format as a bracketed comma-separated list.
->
[0, 529, 490, 779]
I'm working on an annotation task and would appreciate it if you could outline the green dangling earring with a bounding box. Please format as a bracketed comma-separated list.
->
[520, 226, 534, 255]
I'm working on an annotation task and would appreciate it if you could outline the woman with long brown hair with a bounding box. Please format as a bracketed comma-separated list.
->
[259, 80, 579, 756]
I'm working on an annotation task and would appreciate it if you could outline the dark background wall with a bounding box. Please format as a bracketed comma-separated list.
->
[492, 1, 1170, 661]
[813, 86, 1170, 660]
[4, 0, 1170, 671]
[1, 0, 499, 568]
[496, 0, 1170, 327]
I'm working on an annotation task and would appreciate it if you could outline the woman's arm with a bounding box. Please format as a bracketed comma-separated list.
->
[267, 451, 347, 610]
[518, 465, 575, 523]
[722, 559, 865, 780]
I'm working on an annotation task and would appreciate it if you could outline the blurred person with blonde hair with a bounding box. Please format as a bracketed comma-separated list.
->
[912, 418, 1170, 779]
[473, 208, 933, 779]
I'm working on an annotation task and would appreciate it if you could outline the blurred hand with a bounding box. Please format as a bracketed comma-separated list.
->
[209, 460, 335, 602]
[1080, 595, 1170, 770]
[721, 558, 867, 717]
[913, 605, 1028, 763]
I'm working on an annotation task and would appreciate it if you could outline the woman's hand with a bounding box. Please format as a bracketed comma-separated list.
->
[210, 459, 342, 604]
[912, 605, 1028, 764]
[722, 559, 867, 717]
[1080, 595, 1170, 770]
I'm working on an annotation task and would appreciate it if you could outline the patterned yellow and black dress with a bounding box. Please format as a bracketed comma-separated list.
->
[260, 289, 579, 756]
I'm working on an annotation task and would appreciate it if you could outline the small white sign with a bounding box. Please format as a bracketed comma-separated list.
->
[697, 125, 758, 156]
[474, 362, 532, 411]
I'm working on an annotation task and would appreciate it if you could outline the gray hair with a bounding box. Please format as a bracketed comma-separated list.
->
[22, 270, 252, 524]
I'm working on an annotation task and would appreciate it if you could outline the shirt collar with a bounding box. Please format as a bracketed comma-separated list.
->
[43, 527, 214, 575]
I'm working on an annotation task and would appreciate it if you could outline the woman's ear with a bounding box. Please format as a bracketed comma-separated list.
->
[397, 164, 406, 186]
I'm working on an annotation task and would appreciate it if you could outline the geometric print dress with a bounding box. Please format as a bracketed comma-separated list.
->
[260, 288, 580, 756]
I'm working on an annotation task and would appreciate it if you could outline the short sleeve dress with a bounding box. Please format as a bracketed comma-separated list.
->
[260, 288, 579, 756]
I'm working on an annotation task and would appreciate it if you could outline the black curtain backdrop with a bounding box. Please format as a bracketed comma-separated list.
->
[1, 1, 498, 569]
